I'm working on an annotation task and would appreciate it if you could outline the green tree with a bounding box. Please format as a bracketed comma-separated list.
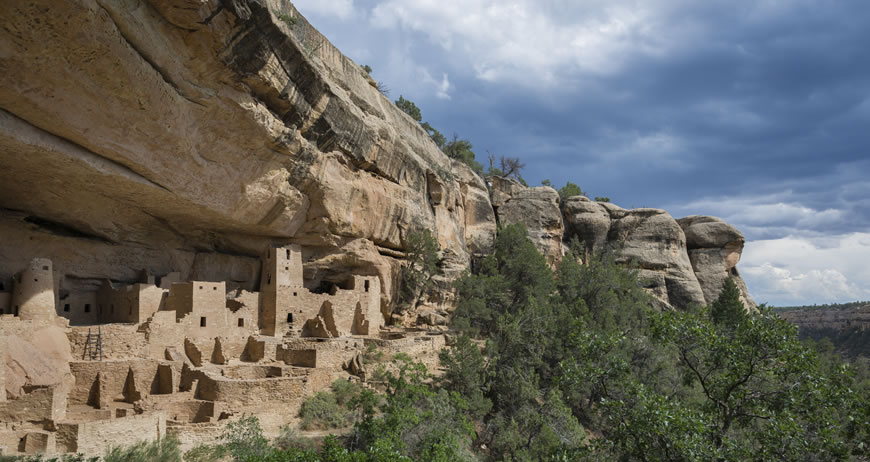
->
[439, 334, 492, 419]
[353, 354, 476, 461]
[711, 277, 745, 327]
[421, 122, 446, 149]
[647, 306, 863, 460]
[443, 134, 483, 173]
[395, 96, 421, 122]
[399, 229, 440, 309]
[557, 182, 583, 201]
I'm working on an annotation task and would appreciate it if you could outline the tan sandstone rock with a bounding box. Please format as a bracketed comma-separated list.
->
[488, 177, 564, 266]
[0, 0, 493, 314]
[677, 216, 756, 309]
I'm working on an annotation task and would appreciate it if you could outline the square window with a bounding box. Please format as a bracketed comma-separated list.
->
[84, 304, 91, 313]
[238, 318, 245, 327]
[42, 266, 49, 271]
[200, 317, 207, 327]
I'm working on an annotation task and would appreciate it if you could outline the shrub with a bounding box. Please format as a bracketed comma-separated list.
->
[299, 380, 361, 430]
[277, 14, 297, 27]
[103, 437, 181, 462]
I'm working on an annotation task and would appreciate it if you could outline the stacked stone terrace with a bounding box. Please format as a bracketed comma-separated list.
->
[0, 245, 445, 457]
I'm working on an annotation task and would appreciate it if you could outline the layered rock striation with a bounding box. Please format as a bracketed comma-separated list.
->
[0, 0, 493, 311]
[0, 0, 753, 317]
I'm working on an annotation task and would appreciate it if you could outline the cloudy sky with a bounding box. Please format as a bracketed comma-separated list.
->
[292, 0, 870, 306]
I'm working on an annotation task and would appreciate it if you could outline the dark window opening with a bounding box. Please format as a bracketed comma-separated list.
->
[293, 292, 297, 297]
[364, 280, 370, 292]
[110, 304, 114, 314]
[267, 274, 271, 285]
[287, 313, 294, 323]
[0, 282, 4, 290]
[129, 306, 133, 315]
[199, 285, 203, 290]
[42, 266, 49, 271]
[200, 317, 207, 327]
[34, 278, 38, 282]
[286, 249, 291, 259]
[64, 304, 70, 312]
[238, 318, 245, 327]
[14, 306, 19, 316]
[284, 266, 289, 271]
[213, 286, 217, 290]
[85, 304, 91, 313]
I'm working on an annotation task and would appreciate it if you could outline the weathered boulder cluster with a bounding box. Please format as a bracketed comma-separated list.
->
[493, 177, 755, 310]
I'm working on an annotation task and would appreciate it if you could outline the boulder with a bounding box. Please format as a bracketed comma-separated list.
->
[677, 216, 756, 309]
[491, 178, 564, 266]
[562, 196, 611, 259]
[3, 325, 74, 399]
[605, 208, 707, 309]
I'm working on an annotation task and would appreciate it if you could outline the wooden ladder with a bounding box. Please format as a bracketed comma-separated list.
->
[83, 326, 103, 361]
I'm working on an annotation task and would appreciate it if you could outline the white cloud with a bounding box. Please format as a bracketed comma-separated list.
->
[293, 0, 356, 21]
[368, 0, 688, 86]
[420, 69, 452, 100]
[672, 193, 848, 239]
[741, 233, 870, 306]
[436, 73, 451, 100]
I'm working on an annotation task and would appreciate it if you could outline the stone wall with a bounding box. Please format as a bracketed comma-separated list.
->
[0, 385, 65, 423]
[68, 360, 182, 407]
[195, 373, 305, 412]
[67, 324, 149, 360]
[56, 412, 166, 456]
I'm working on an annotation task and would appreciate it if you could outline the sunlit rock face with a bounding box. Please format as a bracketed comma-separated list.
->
[0, 0, 494, 311]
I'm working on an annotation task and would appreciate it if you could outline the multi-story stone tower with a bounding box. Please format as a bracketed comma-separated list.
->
[10, 257, 56, 322]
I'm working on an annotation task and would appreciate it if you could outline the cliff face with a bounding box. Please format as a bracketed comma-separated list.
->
[1, 0, 753, 314]
[0, 0, 493, 310]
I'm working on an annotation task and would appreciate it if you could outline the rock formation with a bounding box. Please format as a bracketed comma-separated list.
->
[561, 196, 753, 310]
[678, 216, 756, 309]
[488, 176, 564, 267]
[0, 0, 493, 314]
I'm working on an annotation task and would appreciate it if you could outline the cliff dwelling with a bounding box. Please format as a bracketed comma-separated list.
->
[0, 245, 445, 456]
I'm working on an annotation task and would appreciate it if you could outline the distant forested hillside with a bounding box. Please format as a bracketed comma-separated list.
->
[773, 300, 870, 312]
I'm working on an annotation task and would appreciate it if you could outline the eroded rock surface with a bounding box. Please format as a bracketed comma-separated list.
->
[489, 177, 564, 266]
[678, 216, 756, 309]
[0, 0, 494, 311]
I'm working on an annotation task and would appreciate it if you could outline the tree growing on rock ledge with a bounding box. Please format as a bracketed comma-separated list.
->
[398, 229, 440, 310]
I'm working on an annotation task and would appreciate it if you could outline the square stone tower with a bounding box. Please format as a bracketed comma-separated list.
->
[260, 245, 304, 335]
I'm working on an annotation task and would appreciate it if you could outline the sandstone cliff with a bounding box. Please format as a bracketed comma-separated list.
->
[0, 0, 754, 316]
[0, 0, 494, 313]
